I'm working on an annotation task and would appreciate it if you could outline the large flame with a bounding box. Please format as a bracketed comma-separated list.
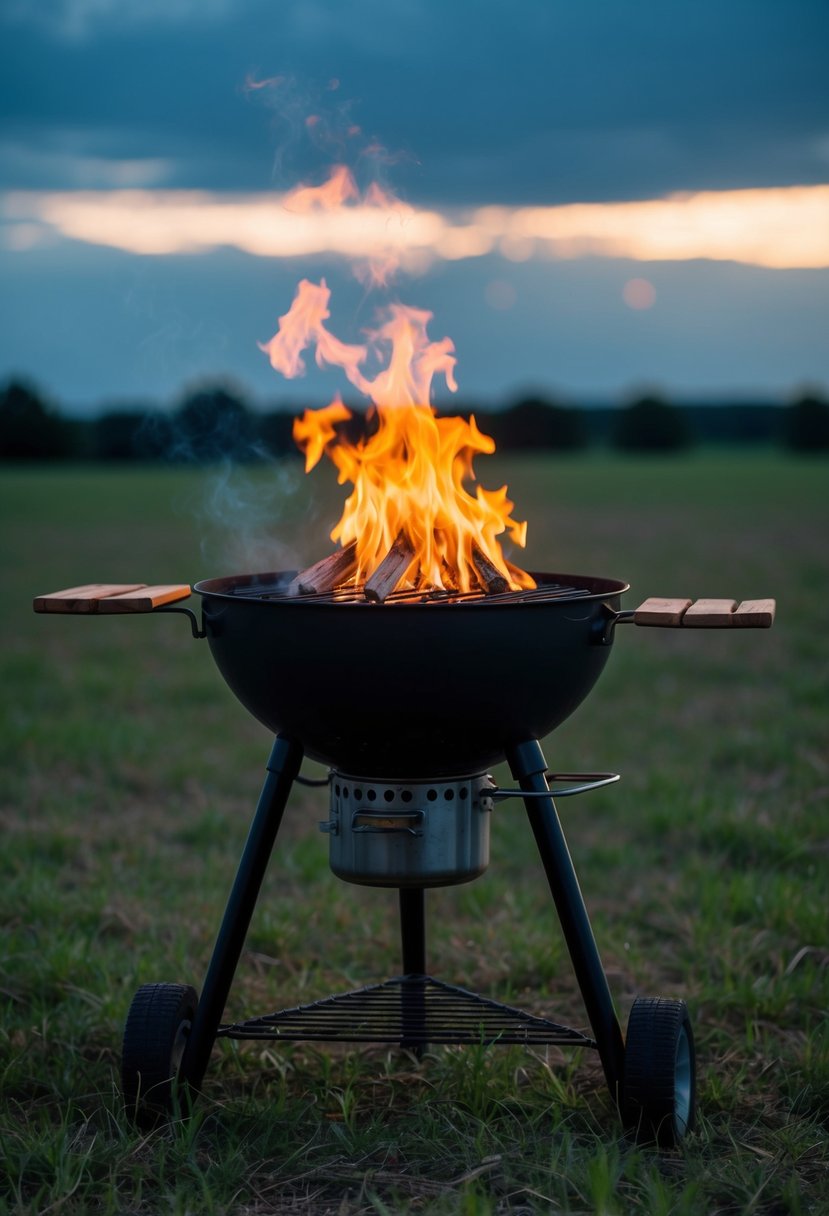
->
[261, 277, 534, 594]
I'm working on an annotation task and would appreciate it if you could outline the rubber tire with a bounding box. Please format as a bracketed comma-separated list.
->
[122, 982, 198, 1125]
[622, 996, 696, 1147]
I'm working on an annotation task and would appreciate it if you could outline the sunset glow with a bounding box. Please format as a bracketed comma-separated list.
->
[4, 184, 828, 270]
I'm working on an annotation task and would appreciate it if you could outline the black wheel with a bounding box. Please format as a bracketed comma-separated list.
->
[622, 997, 695, 1147]
[122, 982, 198, 1125]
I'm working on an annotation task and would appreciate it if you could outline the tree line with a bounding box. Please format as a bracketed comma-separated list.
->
[1, 377, 827, 462]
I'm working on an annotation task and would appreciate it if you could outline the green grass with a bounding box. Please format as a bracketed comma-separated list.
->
[1, 452, 828, 1214]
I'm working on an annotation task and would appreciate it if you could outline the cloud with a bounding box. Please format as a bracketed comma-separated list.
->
[4, 184, 829, 270]
[0, 138, 171, 190]
[1, 0, 240, 41]
[2, 1, 827, 208]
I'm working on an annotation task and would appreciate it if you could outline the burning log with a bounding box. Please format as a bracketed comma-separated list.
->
[365, 532, 415, 603]
[288, 541, 357, 596]
[440, 558, 459, 593]
[471, 544, 509, 595]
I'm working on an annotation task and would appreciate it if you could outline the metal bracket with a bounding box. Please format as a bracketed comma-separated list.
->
[296, 773, 332, 788]
[592, 607, 635, 645]
[155, 604, 207, 639]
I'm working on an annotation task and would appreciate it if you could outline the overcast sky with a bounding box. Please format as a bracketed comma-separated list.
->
[1, 0, 828, 412]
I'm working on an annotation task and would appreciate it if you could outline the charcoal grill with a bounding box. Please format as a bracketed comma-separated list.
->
[35, 571, 775, 1145]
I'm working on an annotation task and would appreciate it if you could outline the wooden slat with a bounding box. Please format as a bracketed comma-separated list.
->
[95, 584, 191, 613]
[682, 598, 738, 627]
[33, 583, 147, 613]
[633, 597, 692, 627]
[287, 542, 358, 596]
[733, 598, 776, 628]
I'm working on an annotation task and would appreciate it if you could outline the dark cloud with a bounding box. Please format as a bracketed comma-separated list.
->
[1, 0, 828, 202]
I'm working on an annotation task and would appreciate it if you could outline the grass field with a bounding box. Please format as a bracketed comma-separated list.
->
[1, 452, 828, 1214]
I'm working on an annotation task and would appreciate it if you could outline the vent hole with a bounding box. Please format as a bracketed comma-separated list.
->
[445, 788, 455, 801]
[367, 789, 377, 801]
[342, 787, 349, 798]
[384, 789, 395, 803]
[459, 787, 468, 799]
[401, 790, 413, 803]
[335, 784, 341, 797]
[427, 789, 437, 802]
[354, 788, 362, 800]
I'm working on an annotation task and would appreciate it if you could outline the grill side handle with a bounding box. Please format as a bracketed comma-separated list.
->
[33, 583, 206, 638]
[614, 596, 776, 630]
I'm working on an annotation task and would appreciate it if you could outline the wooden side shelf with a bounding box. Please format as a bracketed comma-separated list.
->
[34, 583, 191, 614]
[634, 596, 776, 628]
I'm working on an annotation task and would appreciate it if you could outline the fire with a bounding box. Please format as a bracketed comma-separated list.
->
[261, 277, 534, 595]
[281, 165, 416, 287]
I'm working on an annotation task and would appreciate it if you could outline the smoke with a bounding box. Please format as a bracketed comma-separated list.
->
[195, 456, 305, 575]
[241, 72, 368, 190]
[159, 75, 425, 572]
[133, 379, 312, 575]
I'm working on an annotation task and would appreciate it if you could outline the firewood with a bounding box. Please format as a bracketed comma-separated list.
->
[440, 558, 459, 593]
[471, 543, 509, 594]
[288, 541, 358, 596]
[365, 532, 415, 602]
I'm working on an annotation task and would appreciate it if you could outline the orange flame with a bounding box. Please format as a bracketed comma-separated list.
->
[261, 278, 534, 594]
[282, 164, 359, 213]
[282, 164, 416, 287]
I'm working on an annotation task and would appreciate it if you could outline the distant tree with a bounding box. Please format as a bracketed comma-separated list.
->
[611, 394, 693, 452]
[136, 412, 176, 460]
[171, 380, 257, 463]
[94, 410, 147, 460]
[0, 379, 70, 460]
[782, 392, 829, 452]
[257, 409, 303, 458]
[485, 396, 589, 450]
[62, 417, 96, 460]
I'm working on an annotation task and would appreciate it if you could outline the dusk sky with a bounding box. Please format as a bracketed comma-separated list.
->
[1, 0, 828, 414]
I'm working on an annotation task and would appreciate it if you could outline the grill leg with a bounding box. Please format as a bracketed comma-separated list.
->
[506, 739, 625, 1104]
[181, 734, 303, 1092]
[399, 887, 427, 1053]
[399, 887, 426, 976]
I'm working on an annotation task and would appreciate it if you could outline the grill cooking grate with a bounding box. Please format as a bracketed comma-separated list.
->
[216, 975, 597, 1047]
[229, 579, 584, 607]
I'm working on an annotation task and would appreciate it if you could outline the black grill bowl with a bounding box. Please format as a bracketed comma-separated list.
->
[194, 571, 627, 778]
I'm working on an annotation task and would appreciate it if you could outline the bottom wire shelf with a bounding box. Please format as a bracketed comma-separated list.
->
[216, 975, 597, 1048]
